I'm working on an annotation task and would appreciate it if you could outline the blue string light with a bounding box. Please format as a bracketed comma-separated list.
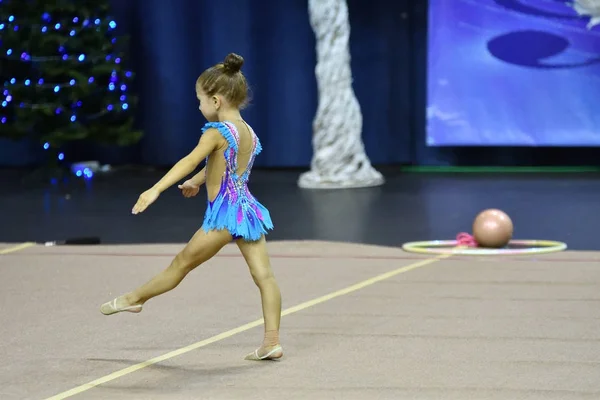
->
[0, 6, 138, 178]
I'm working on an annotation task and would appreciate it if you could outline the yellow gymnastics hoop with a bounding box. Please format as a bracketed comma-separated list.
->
[402, 239, 567, 256]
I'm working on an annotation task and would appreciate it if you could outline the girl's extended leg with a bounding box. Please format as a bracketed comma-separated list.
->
[236, 236, 283, 361]
[100, 228, 233, 314]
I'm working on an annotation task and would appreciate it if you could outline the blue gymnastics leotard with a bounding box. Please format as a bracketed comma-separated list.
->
[200, 121, 273, 241]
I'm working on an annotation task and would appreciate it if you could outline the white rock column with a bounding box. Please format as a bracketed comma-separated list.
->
[570, 0, 600, 28]
[298, 0, 384, 189]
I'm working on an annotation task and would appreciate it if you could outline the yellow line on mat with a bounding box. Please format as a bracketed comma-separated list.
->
[45, 252, 452, 400]
[0, 242, 35, 255]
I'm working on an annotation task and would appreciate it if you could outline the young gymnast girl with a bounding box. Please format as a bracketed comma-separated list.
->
[100, 53, 283, 361]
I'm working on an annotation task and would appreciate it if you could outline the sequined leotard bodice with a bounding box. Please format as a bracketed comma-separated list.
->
[200, 121, 273, 241]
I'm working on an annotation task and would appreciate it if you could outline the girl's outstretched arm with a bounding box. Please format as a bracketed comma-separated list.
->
[132, 129, 223, 214]
[153, 129, 222, 193]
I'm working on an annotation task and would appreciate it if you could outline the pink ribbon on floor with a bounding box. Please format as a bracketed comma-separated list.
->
[456, 232, 478, 247]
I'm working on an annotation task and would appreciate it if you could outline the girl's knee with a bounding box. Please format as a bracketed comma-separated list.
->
[173, 250, 200, 273]
[251, 268, 275, 287]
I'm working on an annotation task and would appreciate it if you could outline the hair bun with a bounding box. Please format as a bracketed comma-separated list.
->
[223, 53, 244, 73]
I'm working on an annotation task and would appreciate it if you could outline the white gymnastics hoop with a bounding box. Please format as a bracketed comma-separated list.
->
[402, 239, 567, 256]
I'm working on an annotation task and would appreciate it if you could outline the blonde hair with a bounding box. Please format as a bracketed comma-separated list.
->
[196, 53, 249, 108]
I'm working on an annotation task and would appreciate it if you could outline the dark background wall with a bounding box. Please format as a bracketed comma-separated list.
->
[1, 0, 598, 168]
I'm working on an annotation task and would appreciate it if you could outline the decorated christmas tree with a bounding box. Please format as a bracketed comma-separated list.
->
[0, 0, 141, 169]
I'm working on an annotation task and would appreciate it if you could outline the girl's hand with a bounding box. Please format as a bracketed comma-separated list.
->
[132, 187, 160, 214]
[178, 180, 200, 198]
